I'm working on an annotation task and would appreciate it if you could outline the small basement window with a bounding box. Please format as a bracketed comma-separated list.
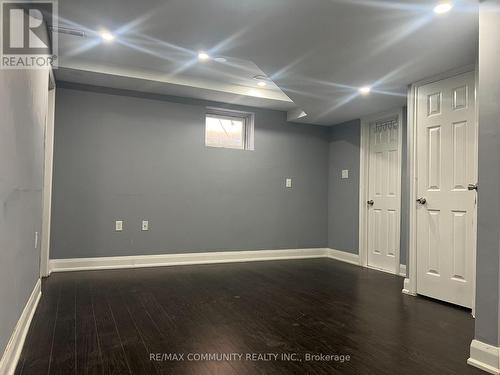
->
[205, 109, 254, 150]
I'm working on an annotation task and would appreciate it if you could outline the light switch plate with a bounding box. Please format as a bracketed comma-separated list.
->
[285, 178, 292, 188]
[115, 220, 123, 231]
[142, 220, 149, 231]
[342, 169, 349, 179]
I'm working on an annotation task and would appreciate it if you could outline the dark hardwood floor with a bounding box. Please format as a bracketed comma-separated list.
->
[15, 259, 482, 375]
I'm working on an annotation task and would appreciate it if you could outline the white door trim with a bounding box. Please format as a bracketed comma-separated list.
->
[40, 69, 56, 278]
[359, 108, 403, 275]
[404, 64, 477, 316]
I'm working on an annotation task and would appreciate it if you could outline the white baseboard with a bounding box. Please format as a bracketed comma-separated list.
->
[0, 279, 41, 375]
[468, 339, 500, 374]
[49, 248, 370, 273]
[402, 277, 416, 296]
[49, 248, 331, 273]
[326, 248, 360, 265]
[399, 264, 407, 277]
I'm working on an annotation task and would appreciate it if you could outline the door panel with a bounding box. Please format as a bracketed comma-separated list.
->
[453, 121, 468, 189]
[387, 210, 397, 257]
[416, 71, 476, 308]
[427, 126, 441, 190]
[367, 116, 401, 273]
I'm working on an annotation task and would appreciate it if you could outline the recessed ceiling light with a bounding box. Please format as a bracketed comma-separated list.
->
[100, 30, 114, 42]
[359, 86, 371, 95]
[198, 52, 210, 61]
[214, 57, 227, 63]
[253, 75, 269, 87]
[434, 2, 453, 14]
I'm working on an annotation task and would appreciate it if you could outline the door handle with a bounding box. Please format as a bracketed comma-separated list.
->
[367, 200, 374, 206]
[416, 197, 427, 205]
[468, 183, 478, 191]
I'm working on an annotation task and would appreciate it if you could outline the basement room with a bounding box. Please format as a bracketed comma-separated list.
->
[1, 0, 499, 374]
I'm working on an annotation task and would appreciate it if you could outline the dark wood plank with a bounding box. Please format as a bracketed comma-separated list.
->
[135, 274, 237, 375]
[75, 278, 104, 375]
[15, 259, 484, 375]
[48, 277, 76, 375]
[104, 276, 159, 375]
[91, 280, 132, 375]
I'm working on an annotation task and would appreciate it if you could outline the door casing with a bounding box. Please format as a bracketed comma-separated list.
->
[403, 64, 478, 316]
[40, 68, 56, 278]
[359, 108, 404, 276]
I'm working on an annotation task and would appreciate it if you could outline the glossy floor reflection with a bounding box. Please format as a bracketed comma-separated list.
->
[15, 258, 482, 374]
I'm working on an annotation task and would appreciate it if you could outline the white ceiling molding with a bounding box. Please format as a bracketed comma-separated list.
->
[56, 66, 297, 111]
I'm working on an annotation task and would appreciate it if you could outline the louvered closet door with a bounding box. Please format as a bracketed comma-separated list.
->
[367, 117, 401, 274]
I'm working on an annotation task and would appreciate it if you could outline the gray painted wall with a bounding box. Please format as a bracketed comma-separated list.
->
[327, 115, 409, 265]
[0, 69, 47, 354]
[327, 120, 361, 253]
[474, 0, 500, 347]
[51, 86, 329, 259]
[52, 86, 409, 266]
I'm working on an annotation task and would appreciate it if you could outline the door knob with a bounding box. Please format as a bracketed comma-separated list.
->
[367, 200, 374, 206]
[468, 183, 478, 191]
[416, 197, 427, 205]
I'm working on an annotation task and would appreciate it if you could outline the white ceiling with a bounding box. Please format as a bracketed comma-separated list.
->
[54, 0, 479, 125]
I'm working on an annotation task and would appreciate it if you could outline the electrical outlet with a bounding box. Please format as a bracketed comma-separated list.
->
[115, 220, 123, 231]
[285, 178, 292, 188]
[142, 220, 149, 231]
[342, 169, 349, 179]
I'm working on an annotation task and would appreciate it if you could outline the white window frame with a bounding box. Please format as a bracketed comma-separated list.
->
[205, 107, 255, 150]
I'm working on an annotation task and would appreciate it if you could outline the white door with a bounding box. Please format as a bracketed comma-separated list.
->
[367, 115, 401, 274]
[416, 71, 476, 308]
